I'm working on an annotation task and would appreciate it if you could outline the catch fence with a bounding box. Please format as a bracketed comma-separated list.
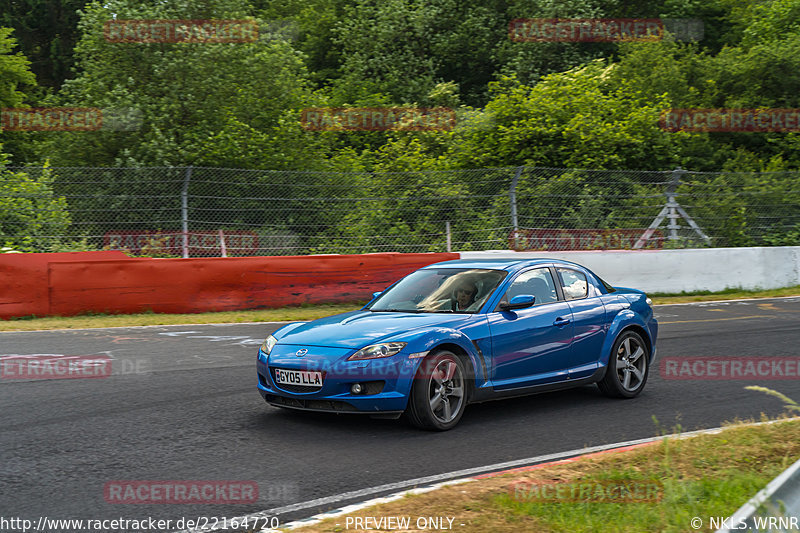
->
[2, 165, 799, 256]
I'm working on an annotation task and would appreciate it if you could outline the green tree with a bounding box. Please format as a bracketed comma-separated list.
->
[331, 0, 509, 107]
[0, 27, 36, 109]
[0, 26, 39, 165]
[679, 0, 800, 170]
[252, 0, 353, 88]
[0, 163, 72, 252]
[445, 63, 674, 170]
[40, 0, 330, 169]
[0, 0, 87, 90]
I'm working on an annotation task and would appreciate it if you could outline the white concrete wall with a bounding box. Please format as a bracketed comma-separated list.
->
[460, 247, 800, 294]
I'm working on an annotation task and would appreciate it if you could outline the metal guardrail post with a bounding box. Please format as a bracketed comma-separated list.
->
[509, 166, 524, 249]
[181, 166, 193, 258]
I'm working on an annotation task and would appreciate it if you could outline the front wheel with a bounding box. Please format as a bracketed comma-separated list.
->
[406, 350, 467, 431]
[598, 330, 650, 398]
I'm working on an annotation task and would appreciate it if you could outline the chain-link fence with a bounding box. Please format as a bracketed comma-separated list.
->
[2, 165, 800, 256]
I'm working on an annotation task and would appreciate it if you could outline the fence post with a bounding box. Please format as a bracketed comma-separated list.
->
[445, 221, 452, 252]
[666, 167, 684, 241]
[181, 166, 193, 258]
[509, 166, 525, 249]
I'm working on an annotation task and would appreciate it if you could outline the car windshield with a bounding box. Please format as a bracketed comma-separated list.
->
[367, 268, 507, 313]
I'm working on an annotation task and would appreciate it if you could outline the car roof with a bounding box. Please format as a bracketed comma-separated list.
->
[422, 258, 585, 274]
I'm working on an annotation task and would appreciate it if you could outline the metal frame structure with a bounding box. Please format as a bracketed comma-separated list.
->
[634, 167, 711, 249]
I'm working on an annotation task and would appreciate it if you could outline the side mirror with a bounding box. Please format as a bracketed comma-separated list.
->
[372, 291, 383, 299]
[499, 294, 535, 311]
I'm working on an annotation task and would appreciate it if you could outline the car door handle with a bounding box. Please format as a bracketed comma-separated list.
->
[553, 317, 571, 327]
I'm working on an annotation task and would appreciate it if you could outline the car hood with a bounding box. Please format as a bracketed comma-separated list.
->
[274, 310, 470, 349]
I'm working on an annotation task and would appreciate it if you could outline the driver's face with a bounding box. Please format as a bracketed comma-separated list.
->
[456, 286, 476, 307]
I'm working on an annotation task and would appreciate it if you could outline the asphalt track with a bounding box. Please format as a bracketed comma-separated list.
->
[2, 297, 800, 530]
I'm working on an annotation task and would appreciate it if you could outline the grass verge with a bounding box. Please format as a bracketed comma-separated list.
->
[650, 284, 800, 304]
[1, 285, 799, 332]
[289, 416, 800, 533]
[0, 303, 365, 331]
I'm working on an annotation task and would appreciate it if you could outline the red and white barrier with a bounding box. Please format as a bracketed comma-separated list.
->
[0, 252, 457, 319]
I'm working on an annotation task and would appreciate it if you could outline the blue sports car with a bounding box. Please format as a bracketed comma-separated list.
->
[257, 258, 657, 430]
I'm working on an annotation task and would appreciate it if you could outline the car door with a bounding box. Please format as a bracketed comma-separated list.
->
[555, 267, 608, 378]
[487, 267, 574, 389]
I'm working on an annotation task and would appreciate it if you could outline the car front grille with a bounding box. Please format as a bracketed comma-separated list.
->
[265, 395, 358, 412]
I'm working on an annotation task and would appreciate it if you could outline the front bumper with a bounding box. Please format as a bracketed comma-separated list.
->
[257, 346, 421, 413]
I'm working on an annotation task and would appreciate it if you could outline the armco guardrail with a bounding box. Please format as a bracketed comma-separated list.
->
[462, 246, 800, 293]
[716, 457, 800, 532]
[0, 252, 458, 319]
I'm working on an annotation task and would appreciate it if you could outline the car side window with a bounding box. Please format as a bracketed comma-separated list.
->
[557, 268, 588, 300]
[497, 268, 559, 309]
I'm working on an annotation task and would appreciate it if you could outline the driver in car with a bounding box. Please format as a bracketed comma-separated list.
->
[453, 281, 478, 311]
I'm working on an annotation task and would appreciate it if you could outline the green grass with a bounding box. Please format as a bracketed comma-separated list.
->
[2, 284, 799, 331]
[291, 416, 800, 533]
[0, 303, 366, 331]
[490, 417, 799, 533]
[650, 284, 800, 304]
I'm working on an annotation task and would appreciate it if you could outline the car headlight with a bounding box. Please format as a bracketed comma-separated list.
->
[646, 297, 653, 306]
[347, 342, 407, 361]
[260, 335, 277, 355]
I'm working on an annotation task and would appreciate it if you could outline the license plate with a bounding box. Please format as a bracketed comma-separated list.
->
[274, 368, 323, 387]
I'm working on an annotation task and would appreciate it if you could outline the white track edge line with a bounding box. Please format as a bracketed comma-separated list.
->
[173, 417, 800, 533]
[1, 321, 290, 333]
[5, 294, 800, 333]
[655, 294, 800, 306]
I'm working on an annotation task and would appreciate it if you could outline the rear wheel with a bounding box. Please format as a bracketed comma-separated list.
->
[406, 350, 467, 431]
[598, 330, 649, 398]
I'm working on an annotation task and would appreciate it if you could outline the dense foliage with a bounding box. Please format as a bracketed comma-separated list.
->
[1, 0, 800, 251]
[2, 0, 800, 170]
